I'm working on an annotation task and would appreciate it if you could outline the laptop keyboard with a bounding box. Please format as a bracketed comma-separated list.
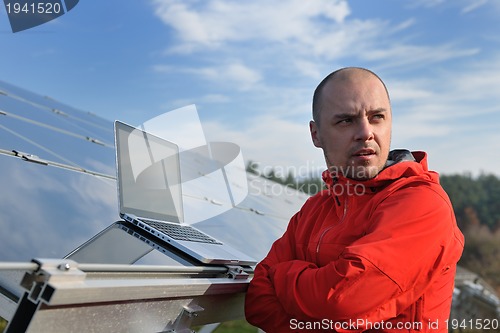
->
[138, 219, 222, 244]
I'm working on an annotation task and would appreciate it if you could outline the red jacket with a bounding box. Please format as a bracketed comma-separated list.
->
[245, 151, 464, 332]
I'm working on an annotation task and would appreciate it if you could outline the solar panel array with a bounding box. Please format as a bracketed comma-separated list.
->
[0, 80, 308, 264]
[1, 80, 497, 324]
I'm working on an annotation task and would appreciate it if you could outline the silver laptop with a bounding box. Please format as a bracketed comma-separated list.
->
[114, 120, 256, 266]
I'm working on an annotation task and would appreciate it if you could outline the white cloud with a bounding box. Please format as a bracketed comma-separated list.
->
[197, 62, 262, 90]
[364, 43, 480, 69]
[393, 18, 417, 32]
[444, 57, 500, 104]
[201, 94, 230, 103]
[152, 0, 350, 49]
[148, 0, 500, 178]
[388, 55, 500, 118]
[154, 61, 262, 90]
[461, 0, 488, 13]
[220, 63, 261, 87]
[151, 0, 480, 87]
[382, 53, 500, 177]
[202, 115, 326, 177]
[409, 0, 446, 8]
[152, 64, 174, 73]
[388, 80, 434, 102]
[409, 0, 495, 14]
[293, 59, 324, 79]
[204, 54, 500, 177]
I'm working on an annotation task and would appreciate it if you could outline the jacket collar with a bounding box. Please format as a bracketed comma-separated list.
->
[322, 150, 435, 191]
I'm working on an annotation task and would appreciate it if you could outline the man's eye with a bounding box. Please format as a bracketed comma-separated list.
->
[337, 118, 352, 125]
[372, 114, 385, 121]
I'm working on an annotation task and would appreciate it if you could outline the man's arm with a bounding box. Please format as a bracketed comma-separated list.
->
[245, 210, 305, 332]
[268, 185, 464, 325]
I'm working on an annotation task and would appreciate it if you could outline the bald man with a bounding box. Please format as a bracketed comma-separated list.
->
[245, 67, 464, 333]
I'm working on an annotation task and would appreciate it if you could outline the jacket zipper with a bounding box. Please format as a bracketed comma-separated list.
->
[316, 196, 349, 254]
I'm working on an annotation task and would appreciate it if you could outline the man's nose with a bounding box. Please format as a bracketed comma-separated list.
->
[355, 119, 374, 141]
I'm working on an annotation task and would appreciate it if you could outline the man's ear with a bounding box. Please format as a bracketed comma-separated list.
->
[310, 120, 322, 148]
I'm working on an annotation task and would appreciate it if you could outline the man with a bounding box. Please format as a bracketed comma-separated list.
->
[244, 67, 464, 332]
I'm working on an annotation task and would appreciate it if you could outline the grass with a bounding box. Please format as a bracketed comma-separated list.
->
[0, 317, 6, 333]
[212, 319, 257, 333]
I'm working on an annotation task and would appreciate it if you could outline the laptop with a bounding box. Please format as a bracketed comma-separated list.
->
[114, 120, 257, 266]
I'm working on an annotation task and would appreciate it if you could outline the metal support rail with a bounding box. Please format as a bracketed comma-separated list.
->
[0, 88, 111, 132]
[2, 259, 253, 333]
[0, 262, 229, 274]
[0, 109, 113, 147]
[0, 148, 116, 180]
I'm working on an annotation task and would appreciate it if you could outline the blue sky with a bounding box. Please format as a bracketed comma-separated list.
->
[1, 0, 499, 178]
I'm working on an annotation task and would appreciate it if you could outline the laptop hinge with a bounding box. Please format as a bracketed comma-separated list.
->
[162, 302, 204, 333]
[225, 265, 250, 280]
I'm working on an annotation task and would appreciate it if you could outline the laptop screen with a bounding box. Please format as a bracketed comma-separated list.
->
[114, 121, 184, 223]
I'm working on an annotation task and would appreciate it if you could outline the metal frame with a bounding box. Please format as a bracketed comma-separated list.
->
[2, 259, 252, 333]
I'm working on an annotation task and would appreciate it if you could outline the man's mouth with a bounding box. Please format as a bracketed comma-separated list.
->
[353, 148, 376, 157]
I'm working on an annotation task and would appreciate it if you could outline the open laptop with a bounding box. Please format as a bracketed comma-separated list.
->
[114, 120, 257, 266]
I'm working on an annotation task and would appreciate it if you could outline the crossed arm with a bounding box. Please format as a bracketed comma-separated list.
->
[244, 187, 463, 332]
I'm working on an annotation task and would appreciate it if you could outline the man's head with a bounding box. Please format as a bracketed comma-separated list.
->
[310, 67, 392, 180]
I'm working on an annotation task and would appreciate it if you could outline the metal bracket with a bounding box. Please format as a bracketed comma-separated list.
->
[20, 259, 86, 303]
[249, 208, 264, 215]
[85, 136, 106, 146]
[162, 302, 205, 333]
[12, 150, 49, 166]
[51, 108, 68, 117]
[225, 265, 249, 280]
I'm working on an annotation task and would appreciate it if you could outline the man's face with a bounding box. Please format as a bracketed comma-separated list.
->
[310, 72, 392, 180]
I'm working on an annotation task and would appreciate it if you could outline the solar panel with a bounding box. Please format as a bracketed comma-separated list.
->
[0, 79, 306, 264]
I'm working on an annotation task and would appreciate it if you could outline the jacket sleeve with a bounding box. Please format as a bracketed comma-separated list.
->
[245, 210, 309, 332]
[267, 185, 464, 326]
